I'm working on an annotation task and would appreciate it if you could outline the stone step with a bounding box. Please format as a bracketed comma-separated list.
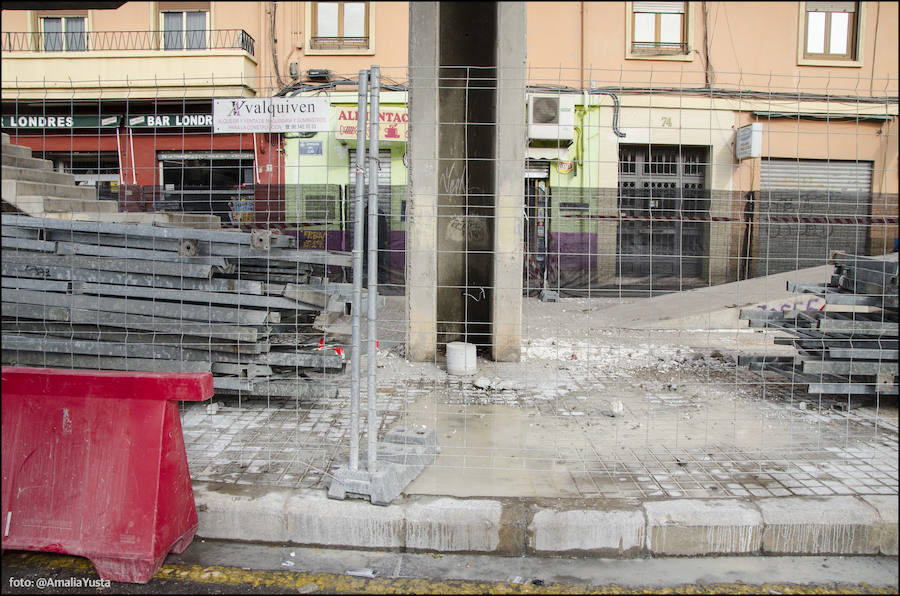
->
[2, 142, 32, 159]
[9, 195, 119, 215]
[45, 198, 118, 214]
[3, 178, 97, 201]
[1, 165, 76, 186]
[45, 211, 221, 228]
[161, 213, 223, 227]
[1, 152, 54, 170]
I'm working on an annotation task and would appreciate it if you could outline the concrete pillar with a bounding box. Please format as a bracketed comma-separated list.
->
[406, 2, 440, 362]
[491, 2, 526, 362]
[407, 1, 525, 362]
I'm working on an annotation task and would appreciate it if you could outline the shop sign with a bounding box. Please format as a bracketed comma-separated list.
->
[736, 123, 762, 160]
[335, 107, 408, 142]
[1, 115, 120, 129]
[127, 114, 213, 128]
[213, 97, 330, 133]
[297, 141, 323, 155]
[158, 152, 254, 160]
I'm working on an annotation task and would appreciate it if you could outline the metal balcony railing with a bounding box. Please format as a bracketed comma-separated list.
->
[2, 29, 255, 56]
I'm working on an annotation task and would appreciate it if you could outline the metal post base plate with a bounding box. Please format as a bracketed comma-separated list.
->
[327, 426, 439, 506]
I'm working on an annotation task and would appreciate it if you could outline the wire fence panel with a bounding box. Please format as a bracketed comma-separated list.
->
[1, 66, 897, 504]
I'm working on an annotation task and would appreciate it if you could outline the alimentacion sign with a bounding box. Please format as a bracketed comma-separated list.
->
[336, 106, 408, 141]
[213, 97, 330, 133]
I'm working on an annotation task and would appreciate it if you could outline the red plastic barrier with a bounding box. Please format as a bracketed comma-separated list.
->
[1, 367, 214, 583]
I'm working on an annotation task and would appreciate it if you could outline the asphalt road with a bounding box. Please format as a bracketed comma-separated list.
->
[3, 541, 898, 595]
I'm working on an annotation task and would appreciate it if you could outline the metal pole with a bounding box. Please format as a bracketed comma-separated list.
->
[366, 65, 380, 473]
[349, 69, 368, 471]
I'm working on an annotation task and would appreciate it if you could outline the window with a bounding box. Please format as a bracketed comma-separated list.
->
[42, 17, 86, 52]
[803, 2, 858, 60]
[631, 1, 687, 56]
[311, 2, 369, 50]
[162, 10, 208, 50]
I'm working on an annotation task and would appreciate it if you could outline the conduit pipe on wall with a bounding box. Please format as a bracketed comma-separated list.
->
[589, 90, 626, 138]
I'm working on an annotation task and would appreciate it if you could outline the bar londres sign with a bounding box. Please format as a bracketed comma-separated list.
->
[213, 97, 330, 133]
[335, 107, 408, 141]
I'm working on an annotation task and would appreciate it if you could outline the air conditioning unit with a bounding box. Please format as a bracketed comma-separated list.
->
[527, 94, 575, 141]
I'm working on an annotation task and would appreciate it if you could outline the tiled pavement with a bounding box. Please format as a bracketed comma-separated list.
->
[180, 361, 899, 500]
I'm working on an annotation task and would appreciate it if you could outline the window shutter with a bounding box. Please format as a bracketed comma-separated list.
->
[633, 1, 685, 13]
[805, 2, 856, 12]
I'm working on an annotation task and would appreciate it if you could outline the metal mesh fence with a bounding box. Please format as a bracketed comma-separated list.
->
[1, 66, 897, 502]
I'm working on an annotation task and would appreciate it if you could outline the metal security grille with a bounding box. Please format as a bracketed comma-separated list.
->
[617, 145, 708, 284]
[756, 159, 873, 276]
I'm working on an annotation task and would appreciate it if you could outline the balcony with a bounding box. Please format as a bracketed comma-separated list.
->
[1, 30, 259, 100]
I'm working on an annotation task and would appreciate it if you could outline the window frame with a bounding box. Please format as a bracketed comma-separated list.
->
[158, 9, 210, 51]
[797, 1, 865, 67]
[625, 1, 693, 62]
[304, 2, 375, 56]
[40, 15, 87, 52]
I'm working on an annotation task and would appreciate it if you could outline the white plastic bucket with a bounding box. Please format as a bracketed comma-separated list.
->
[446, 341, 477, 375]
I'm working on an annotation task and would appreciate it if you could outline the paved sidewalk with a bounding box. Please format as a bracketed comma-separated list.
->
[179, 281, 898, 557]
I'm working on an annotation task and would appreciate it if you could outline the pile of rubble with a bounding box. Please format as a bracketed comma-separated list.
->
[1, 214, 354, 397]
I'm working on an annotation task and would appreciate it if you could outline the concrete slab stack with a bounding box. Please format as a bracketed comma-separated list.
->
[1, 214, 354, 397]
[739, 252, 899, 399]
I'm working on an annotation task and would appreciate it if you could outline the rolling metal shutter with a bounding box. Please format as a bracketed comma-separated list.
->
[760, 159, 872, 194]
[525, 159, 551, 179]
[756, 159, 873, 276]
[349, 148, 391, 187]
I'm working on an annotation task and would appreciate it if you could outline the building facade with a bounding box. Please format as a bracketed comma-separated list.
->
[3, 2, 897, 291]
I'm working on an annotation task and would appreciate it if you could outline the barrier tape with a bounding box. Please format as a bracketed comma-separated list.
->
[561, 214, 898, 225]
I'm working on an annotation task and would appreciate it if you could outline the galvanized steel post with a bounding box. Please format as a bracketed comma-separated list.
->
[349, 69, 368, 472]
[366, 65, 380, 473]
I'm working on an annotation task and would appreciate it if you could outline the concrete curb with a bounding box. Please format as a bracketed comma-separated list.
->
[193, 482, 898, 558]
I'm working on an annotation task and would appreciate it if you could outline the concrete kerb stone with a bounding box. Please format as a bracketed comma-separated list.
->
[527, 504, 645, 557]
[859, 495, 899, 556]
[404, 497, 503, 552]
[643, 499, 763, 556]
[756, 496, 880, 555]
[285, 489, 405, 549]
[194, 483, 293, 543]
[192, 483, 897, 558]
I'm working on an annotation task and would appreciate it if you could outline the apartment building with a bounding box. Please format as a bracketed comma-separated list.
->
[2, 2, 897, 290]
[1, 1, 408, 223]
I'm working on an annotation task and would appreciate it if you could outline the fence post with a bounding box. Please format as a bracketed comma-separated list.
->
[349, 69, 368, 471]
[366, 65, 380, 473]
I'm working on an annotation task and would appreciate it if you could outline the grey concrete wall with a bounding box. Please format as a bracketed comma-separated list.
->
[436, 2, 497, 348]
